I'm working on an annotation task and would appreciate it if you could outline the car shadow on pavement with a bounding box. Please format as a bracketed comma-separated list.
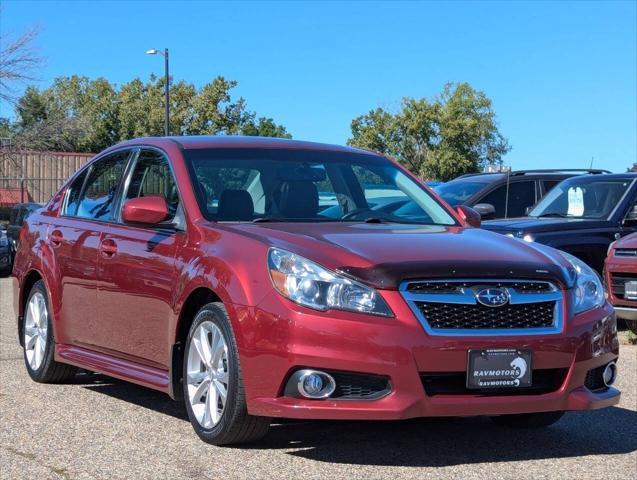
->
[81, 374, 637, 467]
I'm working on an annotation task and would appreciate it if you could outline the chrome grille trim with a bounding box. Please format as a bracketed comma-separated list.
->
[399, 279, 563, 336]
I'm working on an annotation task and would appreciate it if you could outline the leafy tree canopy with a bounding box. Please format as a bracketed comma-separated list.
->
[9, 74, 291, 152]
[348, 82, 510, 181]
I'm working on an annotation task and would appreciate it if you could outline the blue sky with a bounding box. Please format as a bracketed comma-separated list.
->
[1, 1, 636, 172]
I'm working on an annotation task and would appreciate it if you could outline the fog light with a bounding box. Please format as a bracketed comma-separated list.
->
[303, 373, 324, 396]
[284, 369, 336, 399]
[603, 362, 617, 387]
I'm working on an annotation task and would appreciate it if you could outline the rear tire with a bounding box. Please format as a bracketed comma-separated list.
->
[490, 411, 565, 428]
[23, 280, 77, 383]
[626, 319, 637, 336]
[182, 302, 270, 445]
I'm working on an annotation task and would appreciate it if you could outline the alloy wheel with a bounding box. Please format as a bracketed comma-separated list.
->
[186, 321, 229, 428]
[24, 291, 48, 371]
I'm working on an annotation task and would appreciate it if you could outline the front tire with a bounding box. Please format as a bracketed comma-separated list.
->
[23, 280, 77, 383]
[182, 302, 270, 445]
[490, 411, 565, 428]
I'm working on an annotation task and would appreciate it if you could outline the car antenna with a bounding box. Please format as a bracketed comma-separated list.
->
[504, 166, 510, 219]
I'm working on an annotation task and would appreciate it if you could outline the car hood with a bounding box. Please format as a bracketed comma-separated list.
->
[225, 222, 575, 289]
[613, 232, 637, 249]
[482, 217, 610, 234]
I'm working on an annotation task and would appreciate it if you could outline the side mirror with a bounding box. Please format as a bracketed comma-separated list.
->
[472, 203, 496, 220]
[456, 205, 481, 228]
[122, 196, 169, 225]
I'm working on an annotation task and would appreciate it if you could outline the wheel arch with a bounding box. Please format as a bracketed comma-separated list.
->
[17, 269, 45, 346]
[168, 286, 222, 400]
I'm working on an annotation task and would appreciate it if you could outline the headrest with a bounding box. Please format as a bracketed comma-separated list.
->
[217, 189, 254, 221]
[275, 181, 318, 218]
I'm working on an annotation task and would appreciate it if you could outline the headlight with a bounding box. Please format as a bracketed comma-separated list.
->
[561, 251, 605, 314]
[0, 236, 8, 247]
[268, 248, 393, 316]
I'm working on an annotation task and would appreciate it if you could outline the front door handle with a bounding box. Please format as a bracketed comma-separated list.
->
[100, 239, 117, 257]
[50, 230, 63, 247]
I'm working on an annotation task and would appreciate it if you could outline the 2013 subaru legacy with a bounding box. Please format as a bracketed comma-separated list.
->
[12, 136, 620, 445]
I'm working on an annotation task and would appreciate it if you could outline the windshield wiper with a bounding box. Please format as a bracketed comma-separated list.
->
[536, 212, 569, 218]
[252, 217, 283, 223]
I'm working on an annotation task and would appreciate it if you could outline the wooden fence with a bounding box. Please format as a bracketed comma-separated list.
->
[0, 149, 94, 204]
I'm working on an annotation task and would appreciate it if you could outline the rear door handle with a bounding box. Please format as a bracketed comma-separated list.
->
[100, 239, 117, 257]
[50, 230, 63, 247]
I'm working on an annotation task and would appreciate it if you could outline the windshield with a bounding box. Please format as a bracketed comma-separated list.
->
[529, 176, 632, 219]
[434, 180, 488, 205]
[184, 148, 457, 225]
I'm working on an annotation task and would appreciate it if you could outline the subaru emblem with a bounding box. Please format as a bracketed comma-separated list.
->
[475, 287, 509, 307]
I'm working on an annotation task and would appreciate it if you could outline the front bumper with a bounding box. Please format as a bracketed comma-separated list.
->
[233, 291, 620, 420]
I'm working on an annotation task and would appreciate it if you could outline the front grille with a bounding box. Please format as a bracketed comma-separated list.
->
[421, 369, 567, 396]
[615, 249, 637, 257]
[415, 301, 555, 330]
[329, 372, 391, 400]
[406, 280, 553, 294]
[401, 279, 562, 335]
[610, 274, 637, 299]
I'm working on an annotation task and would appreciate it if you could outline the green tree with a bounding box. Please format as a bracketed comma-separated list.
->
[348, 82, 510, 181]
[11, 74, 290, 152]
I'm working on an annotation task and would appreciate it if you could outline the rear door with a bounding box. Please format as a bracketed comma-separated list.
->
[48, 149, 131, 347]
[96, 148, 182, 368]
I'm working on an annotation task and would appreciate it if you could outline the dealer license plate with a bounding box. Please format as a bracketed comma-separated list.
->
[467, 348, 532, 389]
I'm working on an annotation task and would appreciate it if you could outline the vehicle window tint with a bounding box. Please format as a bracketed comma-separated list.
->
[479, 185, 507, 218]
[480, 181, 535, 218]
[64, 169, 88, 216]
[124, 150, 179, 219]
[542, 180, 560, 195]
[76, 151, 129, 221]
[506, 182, 536, 217]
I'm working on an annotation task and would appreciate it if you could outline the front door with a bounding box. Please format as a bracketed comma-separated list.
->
[96, 149, 182, 368]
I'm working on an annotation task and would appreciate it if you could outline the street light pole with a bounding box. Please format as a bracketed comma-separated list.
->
[163, 48, 169, 136]
[145, 48, 170, 136]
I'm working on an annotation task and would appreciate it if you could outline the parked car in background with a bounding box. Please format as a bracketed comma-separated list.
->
[12, 136, 619, 446]
[7, 202, 42, 246]
[0, 226, 11, 274]
[605, 233, 637, 334]
[434, 169, 609, 220]
[483, 173, 637, 274]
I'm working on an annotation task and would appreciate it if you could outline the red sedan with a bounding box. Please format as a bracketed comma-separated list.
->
[605, 232, 637, 334]
[12, 136, 619, 445]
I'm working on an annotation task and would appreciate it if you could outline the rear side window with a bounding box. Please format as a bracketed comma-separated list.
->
[542, 180, 560, 194]
[124, 149, 180, 219]
[75, 151, 130, 221]
[64, 170, 88, 216]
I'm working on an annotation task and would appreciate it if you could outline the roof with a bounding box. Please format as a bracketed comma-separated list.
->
[116, 135, 375, 155]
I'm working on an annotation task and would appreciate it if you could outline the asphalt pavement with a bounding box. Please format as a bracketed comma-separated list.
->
[1, 275, 635, 480]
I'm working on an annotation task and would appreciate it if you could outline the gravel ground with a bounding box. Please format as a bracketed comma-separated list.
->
[1, 276, 635, 480]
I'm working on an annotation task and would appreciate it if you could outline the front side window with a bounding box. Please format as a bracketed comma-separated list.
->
[74, 151, 130, 220]
[124, 149, 180, 219]
[529, 177, 632, 219]
[184, 148, 457, 226]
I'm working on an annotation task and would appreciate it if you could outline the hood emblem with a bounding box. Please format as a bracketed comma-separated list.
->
[475, 287, 510, 307]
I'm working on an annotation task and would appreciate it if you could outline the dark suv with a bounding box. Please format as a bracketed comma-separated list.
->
[483, 173, 637, 273]
[434, 169, 609, 220]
